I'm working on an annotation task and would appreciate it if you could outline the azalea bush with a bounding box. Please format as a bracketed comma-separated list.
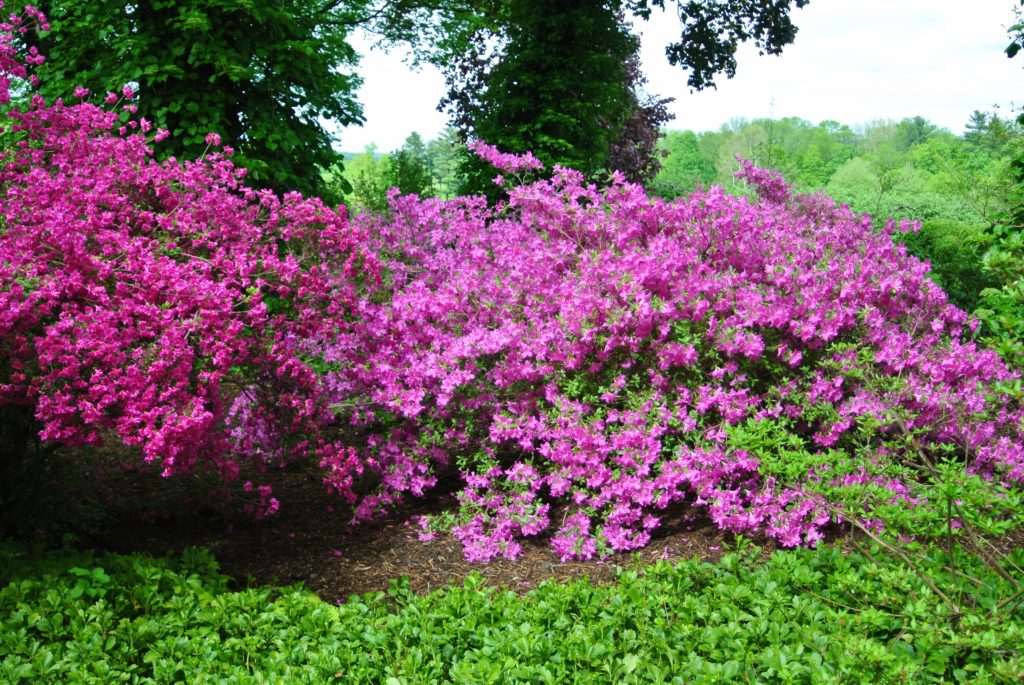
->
[0, 3, 377, 519]
[3, 2, 1024, 567]
[315, 143, 1024, 562]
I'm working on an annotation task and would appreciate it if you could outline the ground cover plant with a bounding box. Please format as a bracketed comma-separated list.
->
[2, 539, 1023, 684]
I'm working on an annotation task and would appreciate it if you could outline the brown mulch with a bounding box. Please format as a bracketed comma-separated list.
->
[34, 450, 784, 603]
[10, 443, 1024, 605]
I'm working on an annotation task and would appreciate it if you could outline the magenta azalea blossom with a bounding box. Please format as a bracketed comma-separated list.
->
[319, 151, 1023, 561]
[0, 4, 377, 510]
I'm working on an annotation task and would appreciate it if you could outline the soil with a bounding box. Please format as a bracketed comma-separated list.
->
[27, 448, 789, 603]
[9, 440, 1024, 606]
[19, 443, 1024, 605]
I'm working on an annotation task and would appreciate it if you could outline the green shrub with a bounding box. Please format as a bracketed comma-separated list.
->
[899, 219, 997, 312]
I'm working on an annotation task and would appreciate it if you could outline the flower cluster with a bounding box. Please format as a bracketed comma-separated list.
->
[467, 140, 544, 180]
[0, 5, 377, 506]
[319, 150, 1024, 562]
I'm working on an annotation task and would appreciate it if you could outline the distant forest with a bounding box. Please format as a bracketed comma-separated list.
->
[343, 112, 1015, 225]
[651, 113, 1014, 225]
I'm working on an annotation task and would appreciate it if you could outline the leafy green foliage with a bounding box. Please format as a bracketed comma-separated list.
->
[17, 0, 365, 200]
[648, 130, 715, 198]
[427, 126, 468, 199]
[456, 0, 638, 195]
[335, 145, 391, 213]
[333, 133, 441, 214]
[900, 220, 997, 312]
[3, 540, 1023, 683]
[385, 132, 435, 198]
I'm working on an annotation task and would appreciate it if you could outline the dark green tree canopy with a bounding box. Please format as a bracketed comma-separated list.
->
[385, 132, 435, 196]
[462, 0, 638, 183]
[19, 1, 365, 200]
[643, 0, 811, 90]
[372, 0, 811, 92]
[366, 0, 808, 192]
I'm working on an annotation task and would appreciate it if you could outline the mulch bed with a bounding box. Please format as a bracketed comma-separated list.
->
[15, 446, 786, 602]
[90, 464, 763, 602]
[8, 442, 1023, 604]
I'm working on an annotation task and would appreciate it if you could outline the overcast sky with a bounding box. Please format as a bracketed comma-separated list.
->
[337, 0, 1024, 152]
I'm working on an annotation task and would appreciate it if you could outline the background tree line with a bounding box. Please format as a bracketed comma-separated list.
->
[651, 112, 1016, 225]
[345, 111, 1019, 227]
[7, 0, 809, 200]
[329, 128, 464, 212]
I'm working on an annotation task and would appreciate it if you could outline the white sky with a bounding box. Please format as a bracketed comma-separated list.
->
[337, 0, 1024, 152]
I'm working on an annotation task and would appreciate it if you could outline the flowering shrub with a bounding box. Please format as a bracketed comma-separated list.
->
[4, 4, 1023, 563]
[321, 147, 1024, 562]
[0, 4, 376, 513]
